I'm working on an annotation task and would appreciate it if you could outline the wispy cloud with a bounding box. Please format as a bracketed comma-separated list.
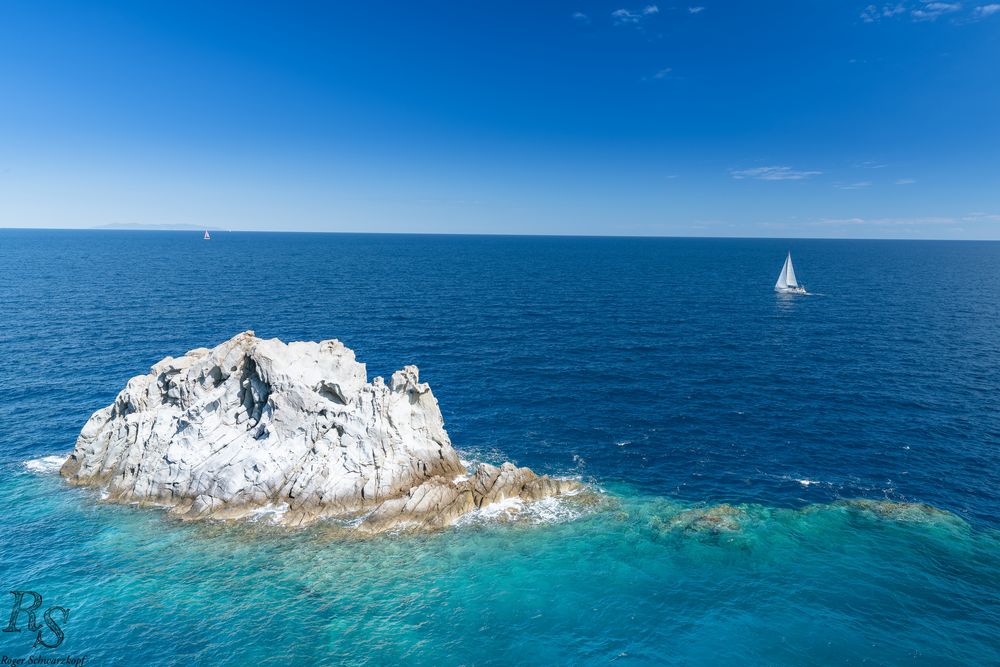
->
[974, 3, 1000, 16]
[856, 160, 888, 169]
[812, 216, 957, 226]
[911, 1, 962, 21]
[640, 66, 675, 82]
[962, 212, 1000, 222]
[835, 181, 873, 190]
[895, 178, 916, 185]
[812, 217, 867, 226]
[572, 11, 590, 22]
[862, 1, 966, 21]
[861, 3, 907, 22]
[612, 4, 659, 25]
[731, 166, 822, 181]
[688, 6, 706, 13]
[809, 213, 1000, 228]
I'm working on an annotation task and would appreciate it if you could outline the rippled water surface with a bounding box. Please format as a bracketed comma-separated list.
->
[2, 230, 999, 665]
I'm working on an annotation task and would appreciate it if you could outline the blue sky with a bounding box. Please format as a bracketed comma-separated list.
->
[1, 1, 998, 238]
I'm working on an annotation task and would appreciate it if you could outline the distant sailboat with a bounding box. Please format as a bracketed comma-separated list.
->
[774, 252, 806, 294]
[203, 230, 211, 240]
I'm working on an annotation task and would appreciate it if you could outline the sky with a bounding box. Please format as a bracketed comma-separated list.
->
[1, 1, 999, 238]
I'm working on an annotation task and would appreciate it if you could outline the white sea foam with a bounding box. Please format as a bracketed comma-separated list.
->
[558, 482, 585, 497]
[452, 456, 476, 482]
[23, 455, 65, 474]
[454, 486, 588, 528]
[453, 498, 523, 527]
[340, 509, 376, 529]
[248, 502, 290, 523]
[519, 495, 586, 524]
[480, 496, 525, 516]
[774, 473, 834, 489]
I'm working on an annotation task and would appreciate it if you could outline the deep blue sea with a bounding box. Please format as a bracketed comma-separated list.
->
[2, 229, 999, 665]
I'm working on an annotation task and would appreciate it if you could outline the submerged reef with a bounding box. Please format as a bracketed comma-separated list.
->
[646, 497, 968, 545]
[834, 498, 959, 522]
[60, 332, 580, 533]
[632, 498, 971, 556]
[666, 503, 747, 534]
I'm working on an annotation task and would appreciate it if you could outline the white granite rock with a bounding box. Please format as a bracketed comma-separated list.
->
[60, 332, 579, 531]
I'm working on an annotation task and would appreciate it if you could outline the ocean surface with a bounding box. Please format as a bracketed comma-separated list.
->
[2, 229, 999, 665]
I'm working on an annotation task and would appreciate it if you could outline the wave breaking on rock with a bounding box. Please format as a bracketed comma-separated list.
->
[59, 331, 581, 533]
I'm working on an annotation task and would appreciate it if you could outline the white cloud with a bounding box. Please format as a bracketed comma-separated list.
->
[894, 178, 916, 185]
[835, 181, 873, 189]
[862, 1, 967, 21]
[974, 3, 1000, 16]
[730, 166, 822, 181]
[813, 217, 868, 226]
[572, 11, 589, 22]
[688, 6, 706, 13]
[653, 67, 673, 78]
[612, 8, 640, 24]
[911, 1, 962, 20]
[807, 213, 1000, 229]
[797, 213, 1000, 234]
[962, 212, 1000, 222]
[813, 216, 957, 226]
[612, 5, 659, 24]
[861, 3, 907, 22]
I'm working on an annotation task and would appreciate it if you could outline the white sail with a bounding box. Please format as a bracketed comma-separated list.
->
[784, 253, 798, 287]
[775, 255, 789, 290]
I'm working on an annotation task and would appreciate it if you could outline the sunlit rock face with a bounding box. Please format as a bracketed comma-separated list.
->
[61, 332, 579, 532]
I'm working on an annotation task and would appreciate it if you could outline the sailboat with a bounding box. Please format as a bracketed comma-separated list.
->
[203, 230, 211, 240]
[774, 252, 806, 294]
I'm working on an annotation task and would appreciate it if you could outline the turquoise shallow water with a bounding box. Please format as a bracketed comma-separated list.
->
[2, 230, 1000, 665]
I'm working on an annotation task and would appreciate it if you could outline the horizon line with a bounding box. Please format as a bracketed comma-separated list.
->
[1, 225, 999, 243]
